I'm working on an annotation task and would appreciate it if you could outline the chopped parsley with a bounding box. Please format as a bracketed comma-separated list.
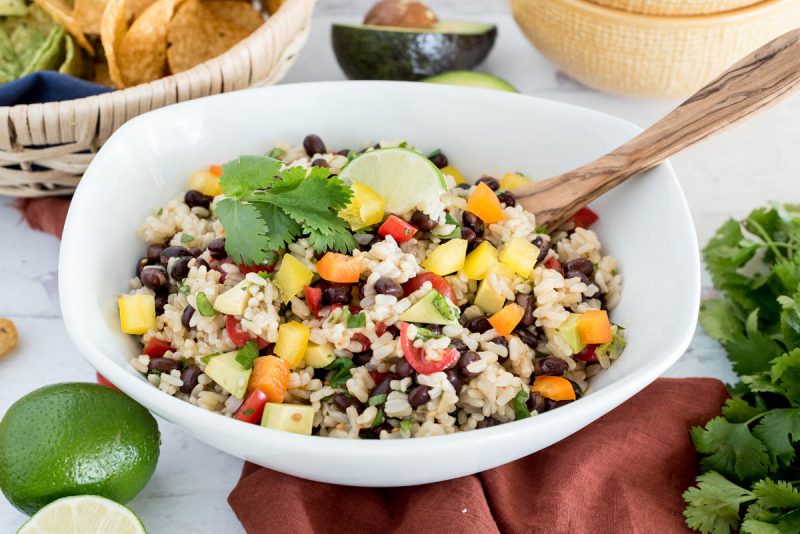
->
[326, 357, 354, 387]
[400, 419, 413, 433]
[346, 312, 367, 329]
[512, 390, 530, 420]
[415, 327, 445, 341]
[200, 352, 220, 365]
[235, 341, 259, 370]
[195, 291, 216, 317]
[368, 393, 387, 406]
[266, 147, 285, 160]
[371, 408, 384, 428]
[179, 285, 190, 295]
[180, 233, 194, 243]
[243, 408, 255, 417]
[439, 213, 462, 240]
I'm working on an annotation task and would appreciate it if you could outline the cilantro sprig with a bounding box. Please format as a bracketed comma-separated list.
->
[684, 204, 800, 533]
[214, 156, 356, 265]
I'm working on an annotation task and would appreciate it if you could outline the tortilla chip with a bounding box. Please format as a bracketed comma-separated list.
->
[34, 0, 95, 55]
[60, 34, 93, 78]
[265, 0, 283, 16]
[100, 0, 127, 87]
[21, 26, 66, 76]
[118, 0, 173, 86]
[166, 0, 255, 74]
[72, 0, 107, 34]
[204, 1, 263, 33]
[128, 0, 156, 19]
[92, 59, 113, 85]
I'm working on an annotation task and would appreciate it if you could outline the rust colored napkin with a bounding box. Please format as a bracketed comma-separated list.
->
[16, 200, 728, 534]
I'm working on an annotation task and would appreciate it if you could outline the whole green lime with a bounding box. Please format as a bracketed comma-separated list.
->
[0, 383, 160, 515]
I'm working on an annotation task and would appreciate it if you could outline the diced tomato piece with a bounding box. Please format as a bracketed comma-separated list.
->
[96, 373, 117, 390]
[575, 345, 598, 363]
[375, 321, 387, 336]
[234, 389, 269, 424]
[570, 207, 599, 229]
[378, 215, 418, 244]
[402, 273, 457, 304]
[226, 315, 270, 350]
[143, 338, 172, 358]
[399, 322, 460, 375]
[304, 286, 323, 316]
[351, 333, 371, 352]
[544, 256, 563, 275]
[210, 258, 232, 283]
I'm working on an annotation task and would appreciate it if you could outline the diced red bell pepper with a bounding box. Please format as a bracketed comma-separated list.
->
[233, 389, 269, 424]
[378, 215, 418, 244]
[143, 338, 172, 358]
[369, 370, 393, 384]
[226, 315, 270, 350]
[402, 273, 457, 304]
[209, 164, 223, 177]
[399, 322, 460, 375]
[96, 373, 117, 389]
[544, 257, 564, 275]
[304, 286, 323, 316]
[575, 345, 598, 363]
[570, 207, 599, 229]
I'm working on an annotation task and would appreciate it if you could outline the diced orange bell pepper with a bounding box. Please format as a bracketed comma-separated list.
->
[532, 376, 576, 401]
[209, 164, 223, 177]
[488, 303, 525, 337]
[247, 356, 291, 402]
[467, 182, 506, 224]
[316, 252, 363, 283]
[577, 310, 612, 345]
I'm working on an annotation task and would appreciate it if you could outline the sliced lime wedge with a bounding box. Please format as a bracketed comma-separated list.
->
[338, 148, 446, 215]
[18, 495, 146, 534]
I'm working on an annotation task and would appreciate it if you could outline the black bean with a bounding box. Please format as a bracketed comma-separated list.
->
[386, 324, 401, 338]
[303, 134, 326, 156]
[466, 316, 492, 333]
[456, 183, 471, 190]
[395, 358, 414, 378]
[458, 351, 481, 379]
[535, 357, 568, 376]
[461, 211, 484, 236]
[336, 148, 351, 156]
[546, 399, 573, 411]
[364, 421, 394, 439]
[476, 176, 499, 191]
[154, 291, 169, 315]
[140, 266, 168, 290]
[159, 246, 191, 266]
[445, 369, 463, 391]
[181, 305, 195, 328]
[136, 257, 150, 278]
[374, 278, 404, 299]
[527, 391, 547, 413]
[358, 234, 378, 252]
[565, 258, 594, 276]
[195, 258, 210, 271]
[515, 294, 536, 327]
[490, 337, 508, 350]
[322, 284, 351, 305]
[570, 379, 583, 399]
[146, 244, 164, 262]
[207, 238, 227, 259]
[407, 385, 431, 407]
[180, 365, 201, 394]
[371, 377, 392, 397]
[410, 210, 437, 231]
[467, 236, 485, 253]
[429, 152, 448, 169]
[514, 327, 540, 348]
[476, 417, 498, 429]
[184, 190, 212, 209]
[171, 256, 192, 280]
[311, 158, 329, 168]
[461, 227, 476, 243]
[566, 270, 591, 285]
[497, 191, 516, 207]
[449, 339, 468, 353]
[352, 351, 373, 367]
[190, 247, 202, 257]
[148, 357, 179, 373]
[426, 324, 443, 335]
[532, 236, 549, 264]
[333, 393, 364, 412]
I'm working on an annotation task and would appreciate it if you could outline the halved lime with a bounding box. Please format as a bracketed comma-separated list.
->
[338, 148, 446, 215]
[18, 495, 146, 534]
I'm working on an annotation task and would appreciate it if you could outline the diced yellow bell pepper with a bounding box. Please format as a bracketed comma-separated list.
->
[463, 240, 499, 280]
[474, 264, 515, 314]
[499, 237, 540, 277]
[338, 182, 385, 231]
[188, 169, 222, 197]
[118, 294, 156, 334]
[441, 165, 466, 185]
[274, 321, 310, 368]
[488, 303, 525, 336]
[499, 172, 530, 190]
[421, 239, 468, 276]
[275, 254, 314, 304]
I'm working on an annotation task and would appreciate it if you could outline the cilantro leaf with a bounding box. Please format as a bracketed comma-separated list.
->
[307, 223, 357, 254]
[770, 349, 800, 401]
[691, 417, 771, 481]
[683, 472, 755, 534]
[214, 198, 272, 265]
[721, 398, 762, 424]
[700, 298, 746, 345]
[253, 202, 301, 251]
[219, 156, 282, 197]
[779, 294, 800, 349]
[235, 341, 259, 370]
[326, 357, 354, 387]
[753, 408, 800, 468]
[753, 479, 800, 510]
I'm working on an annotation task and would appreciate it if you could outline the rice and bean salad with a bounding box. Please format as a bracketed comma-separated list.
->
[118, 135, 625, 439]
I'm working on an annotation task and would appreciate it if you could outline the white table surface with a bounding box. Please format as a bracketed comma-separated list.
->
[3, 1, 800, 531]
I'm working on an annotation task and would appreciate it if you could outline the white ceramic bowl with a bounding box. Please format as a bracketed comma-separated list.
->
[59, 82, 699, 487]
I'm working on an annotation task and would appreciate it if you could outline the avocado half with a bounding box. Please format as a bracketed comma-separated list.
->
[332, 21, 498, 81]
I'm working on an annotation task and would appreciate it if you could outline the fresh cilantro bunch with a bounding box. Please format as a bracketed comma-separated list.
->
[684, 204, 800, 533]
[213, 156, 356, 265]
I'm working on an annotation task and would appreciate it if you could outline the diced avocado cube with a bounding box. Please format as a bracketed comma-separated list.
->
[204, 350, 252, 399]
[304, 342, 336, 368]
[596, 325, 626, 362]
[213, 280, 252, 316]
[261, 403, 315, 435]
[544, 314, 586, 355]
[398, 290, 460, 326]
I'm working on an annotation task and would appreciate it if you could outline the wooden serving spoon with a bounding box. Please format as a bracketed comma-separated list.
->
[516, 28, 800, 230]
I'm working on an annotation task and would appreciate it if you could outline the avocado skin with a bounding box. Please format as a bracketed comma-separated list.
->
[332, 24, 498, 81]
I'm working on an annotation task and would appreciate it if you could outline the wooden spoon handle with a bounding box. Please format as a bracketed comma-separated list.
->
[516, 28, 800, 229]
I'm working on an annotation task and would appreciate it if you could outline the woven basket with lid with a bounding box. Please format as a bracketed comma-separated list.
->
[589, 0, 761, 16]
[0, 0, 315, 198]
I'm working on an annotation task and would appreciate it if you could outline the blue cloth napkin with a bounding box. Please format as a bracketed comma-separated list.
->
[0, 71, 111, 107]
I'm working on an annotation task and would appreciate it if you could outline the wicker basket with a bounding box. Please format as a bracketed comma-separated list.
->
[0, 0, 315, 197]
[511, 0, 800, 98]
[588, 0, 761, 16]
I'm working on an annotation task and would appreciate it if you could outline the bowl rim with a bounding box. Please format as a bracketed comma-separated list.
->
[58, 81, 700, 460]
[535, 0, 794, 25]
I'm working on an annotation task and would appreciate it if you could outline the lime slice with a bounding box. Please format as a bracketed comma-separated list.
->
[18, 495, 146, 534]
[338, 148, 446, 215]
